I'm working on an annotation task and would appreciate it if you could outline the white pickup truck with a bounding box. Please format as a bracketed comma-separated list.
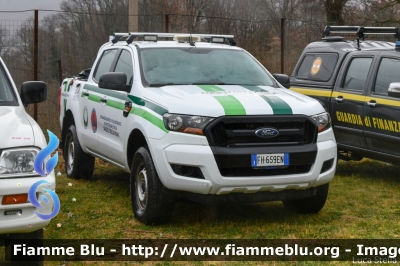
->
[59, 32, 337, 225]
[0, 57, 55, 242]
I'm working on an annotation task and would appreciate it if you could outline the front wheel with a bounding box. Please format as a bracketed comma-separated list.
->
[282, 183, 329, 214]
[63, 124, 95, 179]
[130, 147, 175, 225]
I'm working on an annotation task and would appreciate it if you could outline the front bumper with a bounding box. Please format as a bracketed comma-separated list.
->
[0, 173, 55, 234]
[149, 128, 337, 196]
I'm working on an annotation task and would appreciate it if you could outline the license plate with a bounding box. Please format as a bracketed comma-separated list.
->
[251, 153, 289, 167]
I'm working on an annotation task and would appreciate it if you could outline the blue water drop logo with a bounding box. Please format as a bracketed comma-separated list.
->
[34, 130, 59, 176]
[28, 180, 60, 220]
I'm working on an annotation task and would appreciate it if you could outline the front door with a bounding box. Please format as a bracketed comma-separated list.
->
[330, 56, 374, 150]
[363, 55, 400, 159]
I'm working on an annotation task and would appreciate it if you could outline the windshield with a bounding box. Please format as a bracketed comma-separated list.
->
[0, 63, 17, 106]
[139, 48, 276, 87]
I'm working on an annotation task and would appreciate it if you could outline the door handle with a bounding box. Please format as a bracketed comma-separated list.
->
[83, 92, 89, 97]
[367, 100, 376, 108]
[335, 96, 344, 103]
[100, 98, 107, 103]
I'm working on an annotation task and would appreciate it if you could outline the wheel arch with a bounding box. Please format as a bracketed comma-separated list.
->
[62, 110, 75, 146]
[127, 129, 148, 168]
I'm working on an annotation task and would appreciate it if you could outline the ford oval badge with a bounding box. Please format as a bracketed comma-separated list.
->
[255, 128, 279, 138]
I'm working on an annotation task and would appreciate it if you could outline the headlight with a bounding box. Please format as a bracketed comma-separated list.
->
[0, 148, 40, 177]
[163, 114, 214, 135]
[310, 112, 332, 133]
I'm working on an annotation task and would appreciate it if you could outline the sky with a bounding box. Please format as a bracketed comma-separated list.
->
[0, 0, 63, 21]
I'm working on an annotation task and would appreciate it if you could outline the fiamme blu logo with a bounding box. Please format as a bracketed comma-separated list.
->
[28, 130, 60, 221]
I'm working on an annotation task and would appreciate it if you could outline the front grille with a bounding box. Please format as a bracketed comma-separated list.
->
[205, 115, 318, 177]
[205, 115, 317, 147]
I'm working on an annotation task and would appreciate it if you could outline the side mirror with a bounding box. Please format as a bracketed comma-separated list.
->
[99, 72, 130, 92]
[273, 74, 290, 89]
[20, 81, 47, 106]
[388, 82, 400, 98]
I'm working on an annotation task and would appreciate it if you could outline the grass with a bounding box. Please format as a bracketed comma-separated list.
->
[2, 157, 400, 265]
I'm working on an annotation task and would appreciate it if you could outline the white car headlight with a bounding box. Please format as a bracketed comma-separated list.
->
[310, 112, 332, 133]
[163, 114, 214, 135]
[0, 148, 40, 177]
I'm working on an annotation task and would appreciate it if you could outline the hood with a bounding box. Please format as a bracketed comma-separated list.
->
[143, 85, 325, 117]
[0, 106, 35, 148]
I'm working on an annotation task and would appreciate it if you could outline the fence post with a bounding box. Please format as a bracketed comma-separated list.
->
[165, 14, 169, 33]
[34, 10, 39, 121]
[280, 17, 285, 74]
[58, 60, 63, 84]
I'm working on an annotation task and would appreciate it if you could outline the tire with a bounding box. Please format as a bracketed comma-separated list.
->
[7, 229, 43, 266]
[130, 147, 175, 225]
[282, 183, 329, 214]
[64, 124, 95, 179]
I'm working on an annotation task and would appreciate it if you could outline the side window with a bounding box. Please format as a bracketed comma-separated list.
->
[374, 58, 400, 95]
[296, 53, 338, 81]
[93, 49, 118, 82]
[114, 50, 134, 85]
[0, 64, 15, 103]
[342, 57, 373, 92]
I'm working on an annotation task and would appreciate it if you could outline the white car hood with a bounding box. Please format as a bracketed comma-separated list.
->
[142, 85, 325, 117]
[0, 106, 35, 148]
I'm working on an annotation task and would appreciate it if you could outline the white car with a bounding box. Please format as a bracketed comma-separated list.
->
[59, 33, 337, 225]
[0, 57, 55, 241]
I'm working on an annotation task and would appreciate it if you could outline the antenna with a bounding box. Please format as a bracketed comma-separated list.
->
[189, 32, 195, 46]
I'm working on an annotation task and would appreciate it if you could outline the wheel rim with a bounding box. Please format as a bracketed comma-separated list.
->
[67, 136, 74, 172]
[135, 163, 148, 211]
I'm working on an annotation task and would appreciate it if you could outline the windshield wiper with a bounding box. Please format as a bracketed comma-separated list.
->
[192, 82, 227, 85]
[149, 83, 193, 87]
[192, 82, 259, 86]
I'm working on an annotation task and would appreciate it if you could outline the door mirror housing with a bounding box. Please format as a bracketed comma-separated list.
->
[20, 81, 47, 106]
[388, 83, 400, 98]
[99, 72, 130, 92]
[273, 74, 291, 89]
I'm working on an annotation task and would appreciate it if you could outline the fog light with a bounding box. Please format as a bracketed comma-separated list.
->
[170, 164, 205, 179]
[320, 159, 334, 174]
[4, 210, 22, 215]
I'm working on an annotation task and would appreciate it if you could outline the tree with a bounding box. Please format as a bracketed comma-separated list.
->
[325, 0, 348, 25]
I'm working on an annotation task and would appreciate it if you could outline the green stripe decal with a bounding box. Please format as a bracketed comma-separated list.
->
[214, 95, 246, 115]
[88, 94, 101, 103]
[130, 107, 168, 132]
[106, 99, 125, 110]
[81, 84, 167, 132]
[260, 95, 292, 114]
[127, 95, 168, 116]
[241, 85, 267, 92]
[197, 85, 224, 92]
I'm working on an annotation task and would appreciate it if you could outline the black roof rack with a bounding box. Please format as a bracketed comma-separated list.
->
[323, 26, 400, 50]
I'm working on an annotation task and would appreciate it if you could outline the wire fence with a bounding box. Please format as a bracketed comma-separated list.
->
[1, 10, 398, 136]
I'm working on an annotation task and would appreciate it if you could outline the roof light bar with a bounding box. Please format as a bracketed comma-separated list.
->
[173, 35, 201, 42]
[143, 35, 158, 42]
[211, 37, 225, 44]
[111, 32, 236, 46]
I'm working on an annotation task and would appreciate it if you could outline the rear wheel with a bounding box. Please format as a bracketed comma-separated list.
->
[64, 124, 95, 179]
[130, 147, 175, 225]
[282, 183, 329, 214]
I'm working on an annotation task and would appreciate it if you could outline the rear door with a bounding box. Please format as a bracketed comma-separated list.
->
[330, 54, 375, 150]
[363, 53, 400, 160]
